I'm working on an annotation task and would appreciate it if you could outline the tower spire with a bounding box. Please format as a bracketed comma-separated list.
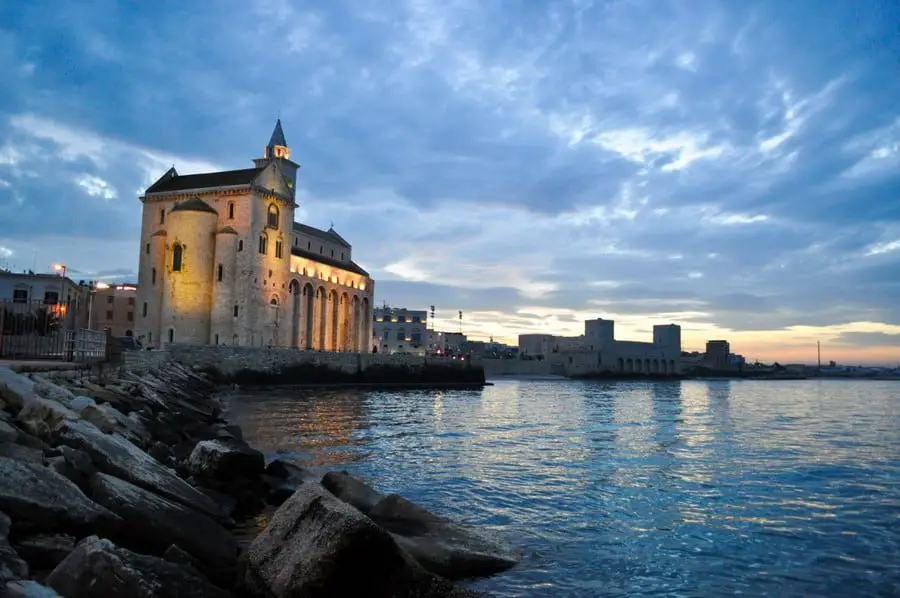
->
[269, 119, 287, 148]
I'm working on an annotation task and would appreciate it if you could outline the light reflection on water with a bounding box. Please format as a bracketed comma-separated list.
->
[228, 379, 900, 597]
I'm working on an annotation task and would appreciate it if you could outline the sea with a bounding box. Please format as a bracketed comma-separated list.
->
[228, 378, 900, 597]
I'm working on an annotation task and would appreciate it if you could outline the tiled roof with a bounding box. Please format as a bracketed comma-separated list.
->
[290, 247, 369, 277]
[292, 222, 352, 248]
[146, 168, 262, 193]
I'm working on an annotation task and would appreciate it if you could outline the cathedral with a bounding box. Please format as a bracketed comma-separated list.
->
[134, 121, 374, 350]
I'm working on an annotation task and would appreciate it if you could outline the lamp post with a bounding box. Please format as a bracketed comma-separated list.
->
[52, 264, 67, 320]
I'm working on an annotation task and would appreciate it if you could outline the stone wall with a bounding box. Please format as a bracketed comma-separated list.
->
[480, 358, 557, 378]
[122, 345, 484, 386]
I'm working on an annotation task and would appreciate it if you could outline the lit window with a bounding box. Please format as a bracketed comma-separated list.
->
[172, 244, 183, 271]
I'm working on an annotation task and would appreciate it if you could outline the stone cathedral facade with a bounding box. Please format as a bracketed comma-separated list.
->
[134, 121, 374, 350]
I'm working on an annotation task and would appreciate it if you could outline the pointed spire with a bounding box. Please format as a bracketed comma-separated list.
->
[269, 119, 286, 148]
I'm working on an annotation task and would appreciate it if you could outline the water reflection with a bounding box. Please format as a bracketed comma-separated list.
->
[230, 379, 900, 597]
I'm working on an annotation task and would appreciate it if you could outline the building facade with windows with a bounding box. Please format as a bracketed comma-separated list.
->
[373, 306, 427, 355]
[134, 121, 375, 349]
[0, 270, 88, 326]
[90, 283, 138, 339]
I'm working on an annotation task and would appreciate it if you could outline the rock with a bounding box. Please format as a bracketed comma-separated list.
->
[262, 460, 319, 507]
[0, 457, 121, 538]
[0, 368, 36, 413]
[10, 427, 50, 452]
[3, 580, 62, 597]
[14, 534, 75, 569]
[52, 420, 225, 521]
[79, 403, 151, 448]
[0, 442, 43, 464]
[163, 544, 200, 570]
[16, 397, 78, 439]
[1, 511, 29, 582]
[46, 536, 231, 598]
[239, 482, 480, 598]
[148, 441, 174, 467]
[369, 494, 519, 580]
[31, 377, 76, 409]
[68, 396, 96, 411]
[0, 420, 17, 444]
[187, 439, 264, 480]
[321, 470, 385, 515]
[89, 473, 238, 585]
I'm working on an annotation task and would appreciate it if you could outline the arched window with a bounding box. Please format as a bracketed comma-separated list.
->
[258, 234, 268, 254]
[227, 202, 235, 219]
[270, 298, 278, 306]
[267, 204, 279, 228]
[172, 244, 183, 272]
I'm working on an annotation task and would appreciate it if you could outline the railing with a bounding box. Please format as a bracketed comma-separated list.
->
[0, 299, 106, 362]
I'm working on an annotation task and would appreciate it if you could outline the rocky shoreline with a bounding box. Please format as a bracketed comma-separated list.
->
[0, 364, 518, 597]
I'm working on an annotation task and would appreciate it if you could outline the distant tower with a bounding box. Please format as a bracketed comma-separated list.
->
[585, 318, 615, 351]
[254, 119, 300, 198]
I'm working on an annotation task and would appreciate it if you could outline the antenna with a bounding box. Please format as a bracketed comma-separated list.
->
[458, 310, 463, 334]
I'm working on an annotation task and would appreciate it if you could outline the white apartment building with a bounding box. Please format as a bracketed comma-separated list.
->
[373, 306, 428, 355]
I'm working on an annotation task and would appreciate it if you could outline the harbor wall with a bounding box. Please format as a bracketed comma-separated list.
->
[123, 345, 485, 386]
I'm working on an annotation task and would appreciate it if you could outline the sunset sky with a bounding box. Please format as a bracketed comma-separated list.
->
[0, 0, 898, 365]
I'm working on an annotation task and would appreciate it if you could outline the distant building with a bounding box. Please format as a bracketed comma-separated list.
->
[525, 318, 682, 375]
[90, 283, 139, 339]
[372, 306, 427, 354]
[705, 340, 731, 370]
[0, 270, 88, 327]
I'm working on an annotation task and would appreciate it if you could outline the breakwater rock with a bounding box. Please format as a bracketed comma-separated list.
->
[0, 364, 516, 596]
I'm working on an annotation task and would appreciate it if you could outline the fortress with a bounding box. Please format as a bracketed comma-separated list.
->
[134, 121, 374, 350]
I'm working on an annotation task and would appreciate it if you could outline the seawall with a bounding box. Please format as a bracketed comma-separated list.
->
[123, 345, 486, 387]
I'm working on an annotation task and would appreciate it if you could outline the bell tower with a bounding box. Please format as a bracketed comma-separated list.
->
[254, 119, 299, 197]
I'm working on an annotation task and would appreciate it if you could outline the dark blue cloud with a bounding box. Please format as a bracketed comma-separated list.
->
[1, 0, 898, 359]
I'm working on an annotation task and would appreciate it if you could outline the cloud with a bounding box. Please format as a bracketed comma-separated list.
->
[75, 174, 117, 200]
[0, 0, 898, 364]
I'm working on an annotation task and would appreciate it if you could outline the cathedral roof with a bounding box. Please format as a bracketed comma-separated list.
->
[146, 167, 262, 194]
[291, 247, 369, 276]
[171, 197, 218, 214]
[292, 222, 351, 248]
[269, 119, 287, 147]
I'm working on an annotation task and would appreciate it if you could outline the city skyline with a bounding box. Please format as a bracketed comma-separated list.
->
[0, 0, 898, 365]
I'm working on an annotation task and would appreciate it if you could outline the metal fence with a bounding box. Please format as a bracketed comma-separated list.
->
[0, 299, 106, 362]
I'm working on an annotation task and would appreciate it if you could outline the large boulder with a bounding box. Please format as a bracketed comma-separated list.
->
[89, 473, 239, 585]
[368, 493, 519, 580]
[0, 368, 36, 413]
[31, 376, 76, 409]
[321, 470, 385, 515]
[0, 442, 44, 464]
[52, 420, 226, 521]
[13, 533, 75, 570]
[77, 403, 151, 449]
[186, 439, 264, 480]
[0, 420, 17, 444]
[45, 536, 231, 598]
[0, 457, 121, 538]
[3, 580, 62, 597]
[239, 482, 481, 598]
[1, 511, 28, 583]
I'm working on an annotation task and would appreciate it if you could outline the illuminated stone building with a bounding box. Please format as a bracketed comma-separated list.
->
[134, 121, 374, 349]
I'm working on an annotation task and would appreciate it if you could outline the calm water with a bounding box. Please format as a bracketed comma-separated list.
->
[228, 379, 900, 597]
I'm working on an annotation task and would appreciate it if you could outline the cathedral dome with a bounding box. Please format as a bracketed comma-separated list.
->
[171, 197, 217, 214]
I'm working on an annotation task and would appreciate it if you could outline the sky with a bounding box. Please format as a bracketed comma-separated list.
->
[0, 0, 898, 366]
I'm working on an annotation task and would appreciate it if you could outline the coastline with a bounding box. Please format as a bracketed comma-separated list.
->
[0, 363, 514, 597]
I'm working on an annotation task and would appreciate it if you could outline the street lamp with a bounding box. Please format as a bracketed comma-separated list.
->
[52, 264, 67, 319]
